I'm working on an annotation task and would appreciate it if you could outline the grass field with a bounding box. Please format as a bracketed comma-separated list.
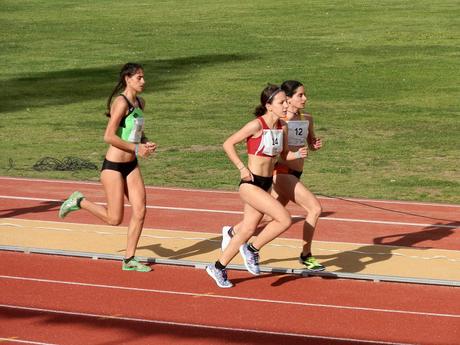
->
[1, 0, 459, 203]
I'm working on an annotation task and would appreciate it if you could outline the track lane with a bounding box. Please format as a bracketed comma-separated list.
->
[1, 252, 459, 345]
[0, 306, 373, 345]
[2, 177, 460, 344]
[1, 176, 459, 250]
[1, 197, 459, 251]
[2, 176, 459, 220]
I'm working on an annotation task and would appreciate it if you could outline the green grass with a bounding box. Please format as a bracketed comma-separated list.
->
[1, 0, 459, 203]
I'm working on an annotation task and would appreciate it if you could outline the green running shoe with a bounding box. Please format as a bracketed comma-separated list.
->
[299, 254, 325, 271]
[58, 191, 84, 218]
[122, 257, 152, 272]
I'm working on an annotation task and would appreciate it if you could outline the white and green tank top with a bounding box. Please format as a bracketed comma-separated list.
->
[116, 94, 145, 143]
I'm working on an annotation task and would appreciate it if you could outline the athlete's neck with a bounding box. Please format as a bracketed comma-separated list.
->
[263, 113, 281, 128]
[122, 90, 138, 105]
[286, 108, 300, 120]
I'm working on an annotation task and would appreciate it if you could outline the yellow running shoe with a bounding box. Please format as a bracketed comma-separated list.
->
[299, 254, 325, 271]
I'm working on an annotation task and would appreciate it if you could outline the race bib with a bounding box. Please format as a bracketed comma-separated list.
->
[287, 120, 309, 146]
[128, 116, 144, 143]
[260, 129, 283, 156]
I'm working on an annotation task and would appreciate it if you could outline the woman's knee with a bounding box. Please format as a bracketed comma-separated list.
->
[299, 197, 322, 219]
[281, 215, 292, 229]
[308, 202, 322, 219]
[274, 210, 292, 229]
[107, 215, 123, 226]
[238, 225, 255, 238]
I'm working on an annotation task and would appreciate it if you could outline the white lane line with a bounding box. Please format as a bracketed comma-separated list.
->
[1, 195, 458, 229]
[0, 176, 236, 195]
[0, 195, 60, 203]
[1, 275, 459, 319]
[0, 338, 58, 345]
[319, 216, 459, 229]
[1, 175, 459, 207]
[0, 305, 414, 345]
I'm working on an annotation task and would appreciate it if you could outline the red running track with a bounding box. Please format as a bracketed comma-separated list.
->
[1, 251, 460, 345]
[1, 177, 460, 344]
[1, 177, 459, 250]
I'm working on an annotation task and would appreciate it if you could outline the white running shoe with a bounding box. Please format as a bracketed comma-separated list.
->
[239, 244, 260, 275]
[221, 226, 233, 251]
[206, 264, 233, 288]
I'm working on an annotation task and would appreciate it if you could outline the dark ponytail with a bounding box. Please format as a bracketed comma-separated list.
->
[253, 84, 282, 117]
[280, 80, 303, 97]
[105, 62, 144, 117]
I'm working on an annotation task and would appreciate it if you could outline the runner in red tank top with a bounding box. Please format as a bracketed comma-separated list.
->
[221, 80, 325, 272]
[206, 84, 305, 288]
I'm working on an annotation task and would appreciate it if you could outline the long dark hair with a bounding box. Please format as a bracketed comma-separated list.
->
[280, 80, 303, 97]
[253, 84, 282, 117]
[105, 62, 144, 117]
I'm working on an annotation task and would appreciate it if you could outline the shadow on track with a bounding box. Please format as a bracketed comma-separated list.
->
[1, 306, 361, 345]
[0, 201, 60, 218]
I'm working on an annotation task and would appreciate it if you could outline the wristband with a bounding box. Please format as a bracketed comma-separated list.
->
[295, 150, 302, 159]
[135, 144, 139, 157]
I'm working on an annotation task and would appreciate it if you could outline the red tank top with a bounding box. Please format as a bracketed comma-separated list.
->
[247, 117, 284, 157]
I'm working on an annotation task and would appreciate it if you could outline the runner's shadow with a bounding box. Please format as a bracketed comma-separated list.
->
[231, 271, 330, 287]
[136, 212, 324, 259]
[261, 244, 393, 274]
[136, 235, 221, 260]
[229, 272, 281, 286]
[259, 257, 298, 266]
[136, 210, 335, 263]
[1, 305, 300, 345]
[373, 221, 459, 248]
[0, 201, 60, 218]
[263, 221, 459, 273]
[314, 245, 394, 273]
[310, 224, 457, 273]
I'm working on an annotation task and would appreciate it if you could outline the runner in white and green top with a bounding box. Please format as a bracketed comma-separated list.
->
[59, 62, 157, 273]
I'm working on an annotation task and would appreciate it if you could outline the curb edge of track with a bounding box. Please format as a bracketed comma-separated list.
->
[1, 245, 459, 287]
